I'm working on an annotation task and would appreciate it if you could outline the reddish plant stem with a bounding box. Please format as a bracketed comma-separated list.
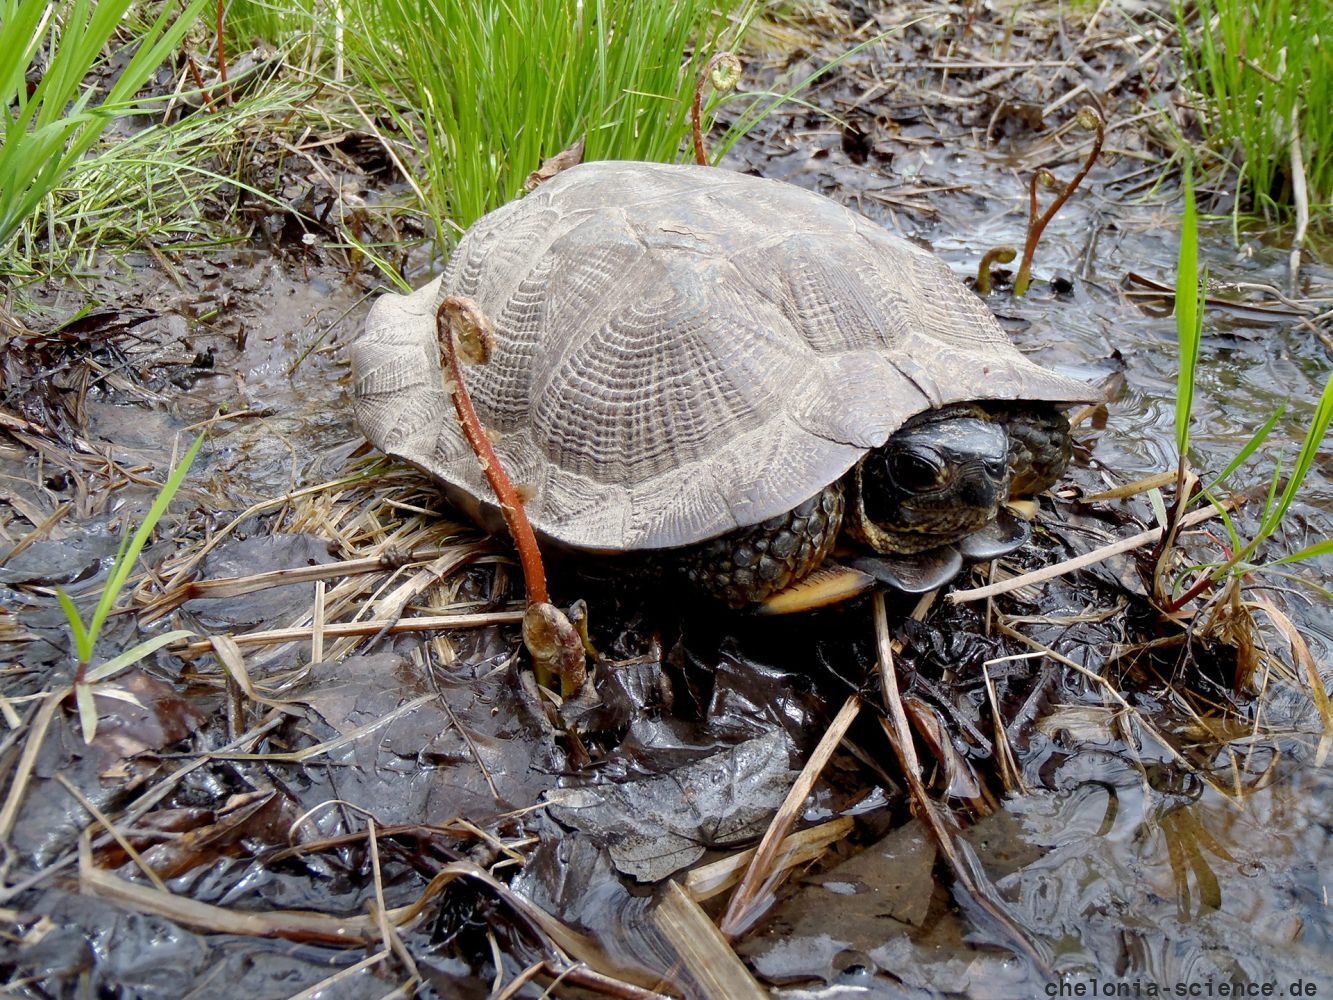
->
[691, 52, 731, 166]
[185, 53, 215, 112]
[1163, 568, 1219, 613]
[1015, 168, 1057, 296]
[436, 298, 549, 605]
[1162, 527, 1241, 613]
[216, 0, 231, 105]
[1028, 169, 1053, 232]
[1014, 109, 1105, 296]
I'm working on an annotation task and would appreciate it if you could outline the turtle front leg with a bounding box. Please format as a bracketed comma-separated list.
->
[672, 483, 846, 608]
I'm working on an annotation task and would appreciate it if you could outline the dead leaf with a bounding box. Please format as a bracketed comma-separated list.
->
[524, 138, 585, 191]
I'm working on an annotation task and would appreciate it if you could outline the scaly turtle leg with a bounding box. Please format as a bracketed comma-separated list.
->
[984, 401, 1072, 495]
[673, 483, 847, 608]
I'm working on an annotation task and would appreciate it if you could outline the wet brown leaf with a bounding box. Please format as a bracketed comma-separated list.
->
[90, 669, 206, 763]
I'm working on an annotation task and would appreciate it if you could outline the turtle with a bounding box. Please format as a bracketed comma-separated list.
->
[350, 161, 1091, 611]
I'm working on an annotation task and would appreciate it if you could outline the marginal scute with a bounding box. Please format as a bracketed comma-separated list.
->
[351, 161, 1092, 552]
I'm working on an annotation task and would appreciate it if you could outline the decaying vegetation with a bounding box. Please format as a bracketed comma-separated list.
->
[1, 0, 1331, 996]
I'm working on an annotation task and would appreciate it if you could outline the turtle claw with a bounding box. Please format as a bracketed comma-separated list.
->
[955, 507, 1032, 561]
[755, 563, 876, 615]
[849, 546, 963, 594]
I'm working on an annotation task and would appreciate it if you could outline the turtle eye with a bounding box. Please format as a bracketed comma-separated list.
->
[889, 448, 948, 493]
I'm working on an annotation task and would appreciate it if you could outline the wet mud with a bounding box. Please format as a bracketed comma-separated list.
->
[2, 2, 1331, 997]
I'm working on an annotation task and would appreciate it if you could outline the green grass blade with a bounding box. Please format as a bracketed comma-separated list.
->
[1178, 0, 1330, 217]
[341, 0, 755, 241]
[1267, 538, 1333, 567]
[55, 588, 93, 665]
[1258, 370, 1333, 540]
[85, 434, 204, 645]
[0, 0, 50, 112]
[0, 0, 206, 255]
[1194, 403, 1286, 500]
[1175, 165, 1201, 457]
[83, 630, 196, 684]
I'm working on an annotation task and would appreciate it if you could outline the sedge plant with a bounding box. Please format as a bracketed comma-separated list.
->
[339, 0, 757, 241]
[1177, 0, 1332, 221]
[1155, 168, 1333, 612]
[0, 0, 208, 264]
[1150, 169, 1333, 735]
[56, 434, 203, 742]
[223, 0, 316, 49]
[6, 81, 326, 276]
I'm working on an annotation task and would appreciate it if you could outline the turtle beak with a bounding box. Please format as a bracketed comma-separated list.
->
[954, 457, 1007, 509]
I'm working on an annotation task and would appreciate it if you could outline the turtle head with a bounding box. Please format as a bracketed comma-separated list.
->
[845, 404, 1010, 555]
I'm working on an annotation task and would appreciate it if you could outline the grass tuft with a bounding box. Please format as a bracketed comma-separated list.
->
[58, 434, 203, 742]
[339, 0, 756, 244]
[0, 0, 208, 262]
[224, 0, 316, 48]
[1178, 0, 1332, 220]
[1158, 174, 1333, 614]
[4, 83, 323, 276]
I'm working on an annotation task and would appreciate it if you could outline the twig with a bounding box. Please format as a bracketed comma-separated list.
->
[719, 694, 860, 938]
[81, 861, 403, 943]
[1288, 104, 1309, 297]
[873, 594, 1049, 970]
[1014, 107, 1105, 296]
[144, 543, 484, 617]
[55, 776, 170, 893]
[995, 621, 1241, 802]
[142, 470, 384, 617]
[683, 817, 854, 902]
[0, 688, 66, 839]
[0, 715, 284, 904]
[948, 491, 1251, 604]
[175, 610, 525, 657]
[1248, 593, 1333, 755]
[654, 883, 767, 999]
[284, 952, 393, 1000]
[398, 862, 672, 991]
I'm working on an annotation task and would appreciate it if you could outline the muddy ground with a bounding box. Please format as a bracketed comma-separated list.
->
[2, 2, 1331, 997]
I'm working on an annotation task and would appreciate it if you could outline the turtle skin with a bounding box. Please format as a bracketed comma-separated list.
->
[982, 402, 1073, 495]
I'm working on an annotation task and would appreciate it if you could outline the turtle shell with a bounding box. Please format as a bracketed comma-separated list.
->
[351, 161, 1090, 552]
